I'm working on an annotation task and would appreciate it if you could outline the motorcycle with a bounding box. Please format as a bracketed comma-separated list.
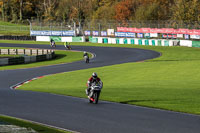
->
[84, 55, 89, 63]
[50, 41, 56, 47]
[87, 83, 102, 104]
[64, 44, 72, 50]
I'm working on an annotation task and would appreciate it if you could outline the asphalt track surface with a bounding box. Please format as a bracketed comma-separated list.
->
[0, 43, 200, 133]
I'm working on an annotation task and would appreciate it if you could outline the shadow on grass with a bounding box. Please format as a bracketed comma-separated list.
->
[148, 59, 200, 62]
[54, 54, 67, 60]
[120, 99, 164, 104]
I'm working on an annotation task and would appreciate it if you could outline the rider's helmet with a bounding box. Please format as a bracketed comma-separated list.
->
[92, 72, 97, 79]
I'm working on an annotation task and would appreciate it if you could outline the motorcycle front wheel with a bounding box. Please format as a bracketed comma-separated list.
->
[94, 92, 100, 104]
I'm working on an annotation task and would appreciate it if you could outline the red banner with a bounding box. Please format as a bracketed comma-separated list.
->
[150, 28, 158, 33]
[117, 27, 200, 35]
[178, 29, 189, 34]
[162, 28, 174, 34]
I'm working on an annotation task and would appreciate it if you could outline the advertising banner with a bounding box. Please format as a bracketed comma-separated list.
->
[150, 33, 158, 37]
[117, 27, 200, 36]
[141, 28, 150, 33]
[162, 28, 174, 34]
[31, 31, 51, 36]
[101, 31, 107, 36]
[50, 36, 61, 42]
[107, 29, 115, 36]
[150, 28, 158, 33]
[144, 33, 150, 38]
[179, 29, 189, 34]
[137, 33, 143, 38]
[62, 31, 75, 36]
[162, 34, 177, 39]
[84, 31, 91, 36]
[190, 35, 200, 39]
[184, 34, 190, 39]
[177, 34, 183, 38]
[52, 31, 62, 36]
[93, 31, 99, 36]
[31, 30, 74, 36]
[188, 29, 200, 35]
[115, 32, 136, 37]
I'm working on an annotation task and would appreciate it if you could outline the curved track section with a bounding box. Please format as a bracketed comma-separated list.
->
[0, 43, 199, 133]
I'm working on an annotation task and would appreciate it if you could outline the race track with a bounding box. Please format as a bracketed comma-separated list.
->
[0, 43, 200, 133]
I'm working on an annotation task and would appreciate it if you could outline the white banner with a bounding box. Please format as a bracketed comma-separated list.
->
[150, 33, 158, 37]
[177, 34, 183, 38]
[107, 29, 115, 36]
[190, 35, 200, 39]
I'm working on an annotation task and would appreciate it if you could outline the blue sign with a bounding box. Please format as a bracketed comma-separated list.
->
[62, 31, 74, 36]
[101, 31, 107, 36]
[30, 30, 74, 36]
[52, 31, 62, 36]
[93, 31, 99, 36]
[84, 31, 91, 36]
[137, 33, 143, 38]
[115, 32, 136, 38]
[184, 34, 190, 40]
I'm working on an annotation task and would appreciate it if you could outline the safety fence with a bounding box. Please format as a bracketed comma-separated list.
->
[0, 49, 55, 66]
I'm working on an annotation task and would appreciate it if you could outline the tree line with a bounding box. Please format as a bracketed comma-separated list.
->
[0, 0, 199, 25]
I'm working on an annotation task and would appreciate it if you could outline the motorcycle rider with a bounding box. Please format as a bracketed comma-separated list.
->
[83, 51, 89, 57]
[83, 51, 89, 63]
[50, 39, 56, 47]
[86, 72, 103, 95]
[64, 41, 71, 50]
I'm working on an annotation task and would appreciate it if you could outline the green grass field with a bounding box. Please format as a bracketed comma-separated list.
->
[0, 47, 84, 70]
[0, 21, 29, 35]
[0, 115, 70, 133]
[16, 42, 200, 115]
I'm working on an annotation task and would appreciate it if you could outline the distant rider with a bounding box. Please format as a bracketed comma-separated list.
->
[50, 39, 56, 47]
[83, 51, 89, 57]
[86, 72, 103, 95]
[64, 41, 71, 50]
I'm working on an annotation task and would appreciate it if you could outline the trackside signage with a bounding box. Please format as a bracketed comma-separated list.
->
[115, 32, 136, 37]
[31, 30, 75, 36]
[117, 27, 200, 35]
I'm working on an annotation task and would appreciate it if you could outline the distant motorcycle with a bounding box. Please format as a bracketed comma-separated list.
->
[64, 44, 72, 50]
[66, 45, 72, 50]
[87, 82, 102, 104]
[84, 55, 89, 63]
[50, 41, 56, 47]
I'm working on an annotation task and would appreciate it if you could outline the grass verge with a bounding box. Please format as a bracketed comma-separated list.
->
[0, 48, 84, 70]
[18, 43, 200, 115]
[0, 115, 70, 133]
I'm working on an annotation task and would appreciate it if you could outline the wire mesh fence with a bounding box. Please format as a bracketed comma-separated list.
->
[0, 20, 199, 34]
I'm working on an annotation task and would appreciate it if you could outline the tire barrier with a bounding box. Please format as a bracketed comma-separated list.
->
[0, 49, 55, 66]
[89, 37, 200, 47]
[0, 36, 36, 41]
